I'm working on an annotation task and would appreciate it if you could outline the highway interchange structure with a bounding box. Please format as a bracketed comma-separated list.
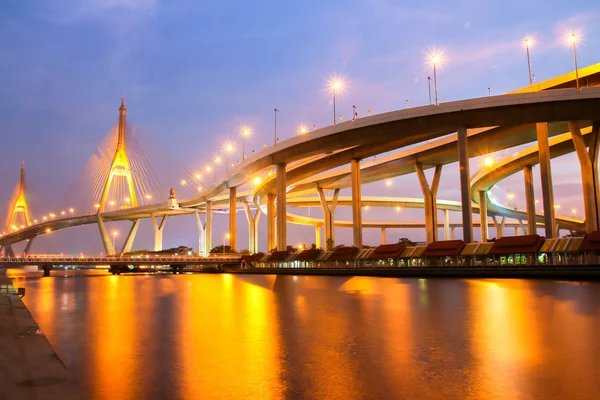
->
[1, 64, 599, 258]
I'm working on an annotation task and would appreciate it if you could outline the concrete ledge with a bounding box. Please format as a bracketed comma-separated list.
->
[225, 267, 600, 280]
[0, 278, 83, 399]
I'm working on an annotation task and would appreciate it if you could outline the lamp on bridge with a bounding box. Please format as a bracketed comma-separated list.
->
[112, 230, 118, 250]
[567, 33, 580, 89]
[224, 144, 233, 174]
[428, 52, 442, 106]
[241, 127, 250, 161]
[297, 125, 308, 135]
[330, 79, 343, 126]
[523, 37, 534, 85]
[224, 233, 231, 253]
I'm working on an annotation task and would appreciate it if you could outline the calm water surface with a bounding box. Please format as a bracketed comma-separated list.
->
[12, 273, 600, 399]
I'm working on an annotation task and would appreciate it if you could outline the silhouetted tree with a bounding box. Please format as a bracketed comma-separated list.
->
[398, 238, 417, 246]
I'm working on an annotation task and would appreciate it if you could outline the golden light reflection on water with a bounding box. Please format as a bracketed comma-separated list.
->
[14, 274, 600, 399]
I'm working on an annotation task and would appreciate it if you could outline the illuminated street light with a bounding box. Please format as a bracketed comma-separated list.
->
[429, 52, 442, 106]
[112, 230, 118, 250]
[224, 232, 231, 253]
[180, 179, 187, 186]
[572, 208, 577, 215]
[224, 144, 234, 174]
[297, 244, 304, 251]
[252, 176, 262, 186]
[195, 173, 202, 180]
[297, 125, 308, 135]
[396, 206, 401, 213]
[483, 156, 495, 168]
[330, 79, 343, 126]
[109, 200, 115, 211]
[145, 194, 152, 200]
[524, 37, 534, 85]
[386, 180, 392, 187]
[69, 208, 74, 213]
[568, 33, 580, 89]
[241, 128, 250, 161]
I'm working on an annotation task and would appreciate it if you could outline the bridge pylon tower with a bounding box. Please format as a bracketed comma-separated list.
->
[6, 162, 32, 233]
[98, 97, 138, 213]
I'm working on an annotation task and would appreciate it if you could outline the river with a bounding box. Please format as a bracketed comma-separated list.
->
[12, 272, 600, 399]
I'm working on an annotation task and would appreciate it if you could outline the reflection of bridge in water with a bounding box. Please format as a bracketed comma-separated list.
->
[1, 64, 600, 274]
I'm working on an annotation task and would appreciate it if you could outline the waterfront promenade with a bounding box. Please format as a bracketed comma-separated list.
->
[0, 277, 82, 400]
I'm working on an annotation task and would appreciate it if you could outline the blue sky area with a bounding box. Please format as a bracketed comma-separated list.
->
[1, 0, 598, 253]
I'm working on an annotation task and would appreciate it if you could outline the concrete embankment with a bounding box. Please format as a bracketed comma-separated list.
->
[0, 277, 83, 400]
[225, 266, 600, 280]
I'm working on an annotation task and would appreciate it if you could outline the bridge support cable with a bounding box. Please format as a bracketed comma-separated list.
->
[243, 202, 261, 254]
[205, 202, 212, 256]
[121, 219, 140, 254]
[569, 121, 600, 232]
[536, 122, 557, 238]
[151, 215, 167, 252]
[317, 187, 340, 251]
[96, 215, 115, 255]
[267, 194, 276, 252]
[194, 212, 206, 256]
[458, 127, 474, 242]
[478, 191, 489, 242]
[229, 187, 237, 252]
[276, 164, 287, 251]
[523, 165, 538, 235]
[350, 159, 363, 249]
[415, 164, 442, 243]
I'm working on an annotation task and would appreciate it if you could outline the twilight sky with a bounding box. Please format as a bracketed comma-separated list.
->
[1, 0, 598, 254]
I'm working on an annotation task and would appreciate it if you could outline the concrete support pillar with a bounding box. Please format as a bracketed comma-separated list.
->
[315, 225, 322, 249]
[42, 265, 52, 277]
[536, 122, 556, 237]
[479, 191, 488, 242]
[121, 219, 140, 254]
[381, 228, 386, 244]
[317, 187, 340, 251]
[97, 214, 115, 255]
[23, 237, 35, 256]
[243, 202, 261, 253]
[457, 127, 473, 242]
[444, 209, 450, 240]
[492, 216, 505, 239]
[194, 212, 206, 256]
[569, 121, 600, 232]
[276, 163, 287, 251]
[523, 165, 537, 235]
[205, 201, 212, 255]
[267, 193, 276, 252]
[351, 159, 363, 249]
[4, 244, 15, 258]
[451, 227, 456, 240]
[151, 215, 167, 252]
[514, 226, 519, 236]
[415, 164, 442, 243]
[229, 187, 237, 252]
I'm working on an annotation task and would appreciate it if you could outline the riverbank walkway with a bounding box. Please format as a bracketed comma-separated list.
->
[0, 277, 83, 399]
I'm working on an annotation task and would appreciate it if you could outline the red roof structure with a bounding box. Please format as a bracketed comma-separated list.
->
[579, 231, 600, 252]
[295, 249, 323, 261]
[241, 252, 265, 262]
[327, 246, 359, 261]
[489, 235, 544, 255]
[264, 251, 290, 262]
[422, 240, 466, 257]
[368, 243, 407, 259]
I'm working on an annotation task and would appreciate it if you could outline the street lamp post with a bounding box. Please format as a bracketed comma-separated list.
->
[112, 230, 118, 251]
[241, 128, 250, 161]
[524, 38, 533, 85]
[568, 34, 580, 89]
[431, 55, 440, 106]
[224, 233, 231, 253]
[331, 80, 341, 126]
